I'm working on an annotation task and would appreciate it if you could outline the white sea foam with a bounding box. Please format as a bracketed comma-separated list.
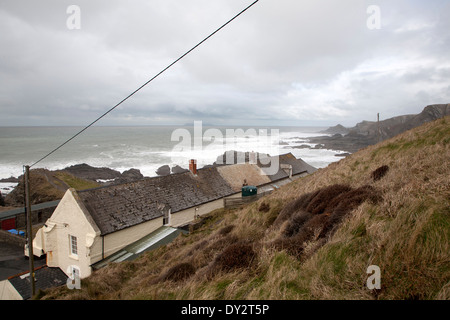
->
[0, 126, 345, 180]
[0, 182, 18, 195]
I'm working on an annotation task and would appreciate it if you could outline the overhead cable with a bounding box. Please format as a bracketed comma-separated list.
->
[30, 0, 259, 168]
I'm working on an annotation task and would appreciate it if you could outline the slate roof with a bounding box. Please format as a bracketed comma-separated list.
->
[77, 153, 316, 236]
[8, 265, 67, 300]
[217, 164, 271, 192]
[260, 153, 317, 181]
[278, 153, 317, 176]
[78, 166, 235, 235]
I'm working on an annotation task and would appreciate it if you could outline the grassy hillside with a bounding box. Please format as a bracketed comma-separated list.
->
[40, 116, 449, 300]
[5, 169, 100, 206]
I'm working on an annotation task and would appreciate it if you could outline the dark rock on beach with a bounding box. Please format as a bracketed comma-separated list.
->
[63, 163, 144, 185]
[0, 176, 19, 183]
[171, 165, 189, 174]
[64, 163, 121, 181]
[156, 165, 171, 176]
[0, 191, 5, 206]
[2, 164, 146, 206]
[291, 144, 312, 149]
[114, 168, 144, 184]
[307, 131, 377, 153]
[335, 153, 351, 157]
[156, 164, 190, 176]
[320, 124, 350, 135]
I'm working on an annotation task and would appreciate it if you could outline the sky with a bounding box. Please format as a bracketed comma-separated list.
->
[0, 0, 449, 127]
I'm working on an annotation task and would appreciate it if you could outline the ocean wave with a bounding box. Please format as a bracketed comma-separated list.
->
[0, 126, 344, 180]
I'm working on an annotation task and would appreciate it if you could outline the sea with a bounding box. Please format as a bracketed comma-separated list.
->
[0, 125, 345, 195]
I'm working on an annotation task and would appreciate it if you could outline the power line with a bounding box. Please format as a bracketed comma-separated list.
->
[30, 0, 259, 168]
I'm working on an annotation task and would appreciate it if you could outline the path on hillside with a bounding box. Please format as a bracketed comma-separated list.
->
[40, 170, 69, 193]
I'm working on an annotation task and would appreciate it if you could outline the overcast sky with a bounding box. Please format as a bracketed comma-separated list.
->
[0, 0, 449, 127]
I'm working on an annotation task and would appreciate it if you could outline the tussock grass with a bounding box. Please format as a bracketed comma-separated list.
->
[54, 171, 100, 190]
[40, 116, 450, 300]
[160, 262, 196, 282]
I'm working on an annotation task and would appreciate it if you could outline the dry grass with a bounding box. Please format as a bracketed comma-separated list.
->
[371, 165, 389, 181]
[160, 262, 197, 282]
[39, 116, 450, 300]
[5, 170, 65, 205]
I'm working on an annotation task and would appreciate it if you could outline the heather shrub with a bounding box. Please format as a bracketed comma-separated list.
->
[258, 202, 270, 212]
[212, 242, 257, 272]
[282, 210, 313, 238]
[161, 262, 196, 282]
[218, 225, 235, 236]
[273, 190, 320, 227]
[274, 184, 381, 259]
[305, 184, 353, 215]
[371, 165, 389, 181]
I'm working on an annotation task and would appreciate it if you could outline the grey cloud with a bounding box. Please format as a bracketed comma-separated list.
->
[0, 0, 449, 127]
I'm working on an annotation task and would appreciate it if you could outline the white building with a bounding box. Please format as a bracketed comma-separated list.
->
[27, 153, 316, 279]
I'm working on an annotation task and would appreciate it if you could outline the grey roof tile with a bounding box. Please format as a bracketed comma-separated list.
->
[78, 167, 235, 235]
[8, 266, 68, 300]
[77, 153, 315, 236]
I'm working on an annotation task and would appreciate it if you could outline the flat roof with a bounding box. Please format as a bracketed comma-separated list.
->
[0, 200, 60, 220]
[92, 226, 187, 270]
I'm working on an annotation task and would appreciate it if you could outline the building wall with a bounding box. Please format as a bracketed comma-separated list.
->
[33, 189, 166, 278]
[0, 280, 22, 300]
[97, 216, 164, 264]
[38, 190, 100, 279]
[0, 205, 56, 231]
[15, 206, 56, 229]
[32, 174, 306, 278]
[170, 194, 239, 228]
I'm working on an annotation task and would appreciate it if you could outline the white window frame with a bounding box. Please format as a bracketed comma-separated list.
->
[69, 235, 78, 257]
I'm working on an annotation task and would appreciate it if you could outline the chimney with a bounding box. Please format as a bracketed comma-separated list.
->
[281, 164, 293, 178]
[189, 159, 197, 175]
[249, 151, 257, 164]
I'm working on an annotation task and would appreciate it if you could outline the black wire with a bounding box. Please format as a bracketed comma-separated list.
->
[30, 0, 259, 168]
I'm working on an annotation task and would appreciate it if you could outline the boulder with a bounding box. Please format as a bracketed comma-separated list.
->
[64, 163, 121, 181]
[171, 165, 188, 174]
[156, 165, 171, 176]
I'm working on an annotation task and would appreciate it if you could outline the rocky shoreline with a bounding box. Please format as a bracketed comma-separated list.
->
[0, 151, 273, 207]
[2, 104, 448, 208]
[63, 163, 145, 185]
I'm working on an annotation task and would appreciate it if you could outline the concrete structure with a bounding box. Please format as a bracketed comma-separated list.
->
[28, 153, 316, 278]
[0, 200, 59, 231]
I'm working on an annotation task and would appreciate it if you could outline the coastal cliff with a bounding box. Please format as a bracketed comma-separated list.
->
[307, 104, 450, 153]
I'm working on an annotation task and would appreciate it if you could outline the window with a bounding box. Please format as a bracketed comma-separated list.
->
[69, 235, 78, 256]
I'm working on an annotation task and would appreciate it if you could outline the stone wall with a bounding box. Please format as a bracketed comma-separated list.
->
[14, 206, 56, 229]
[0, 229, 26, 247]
